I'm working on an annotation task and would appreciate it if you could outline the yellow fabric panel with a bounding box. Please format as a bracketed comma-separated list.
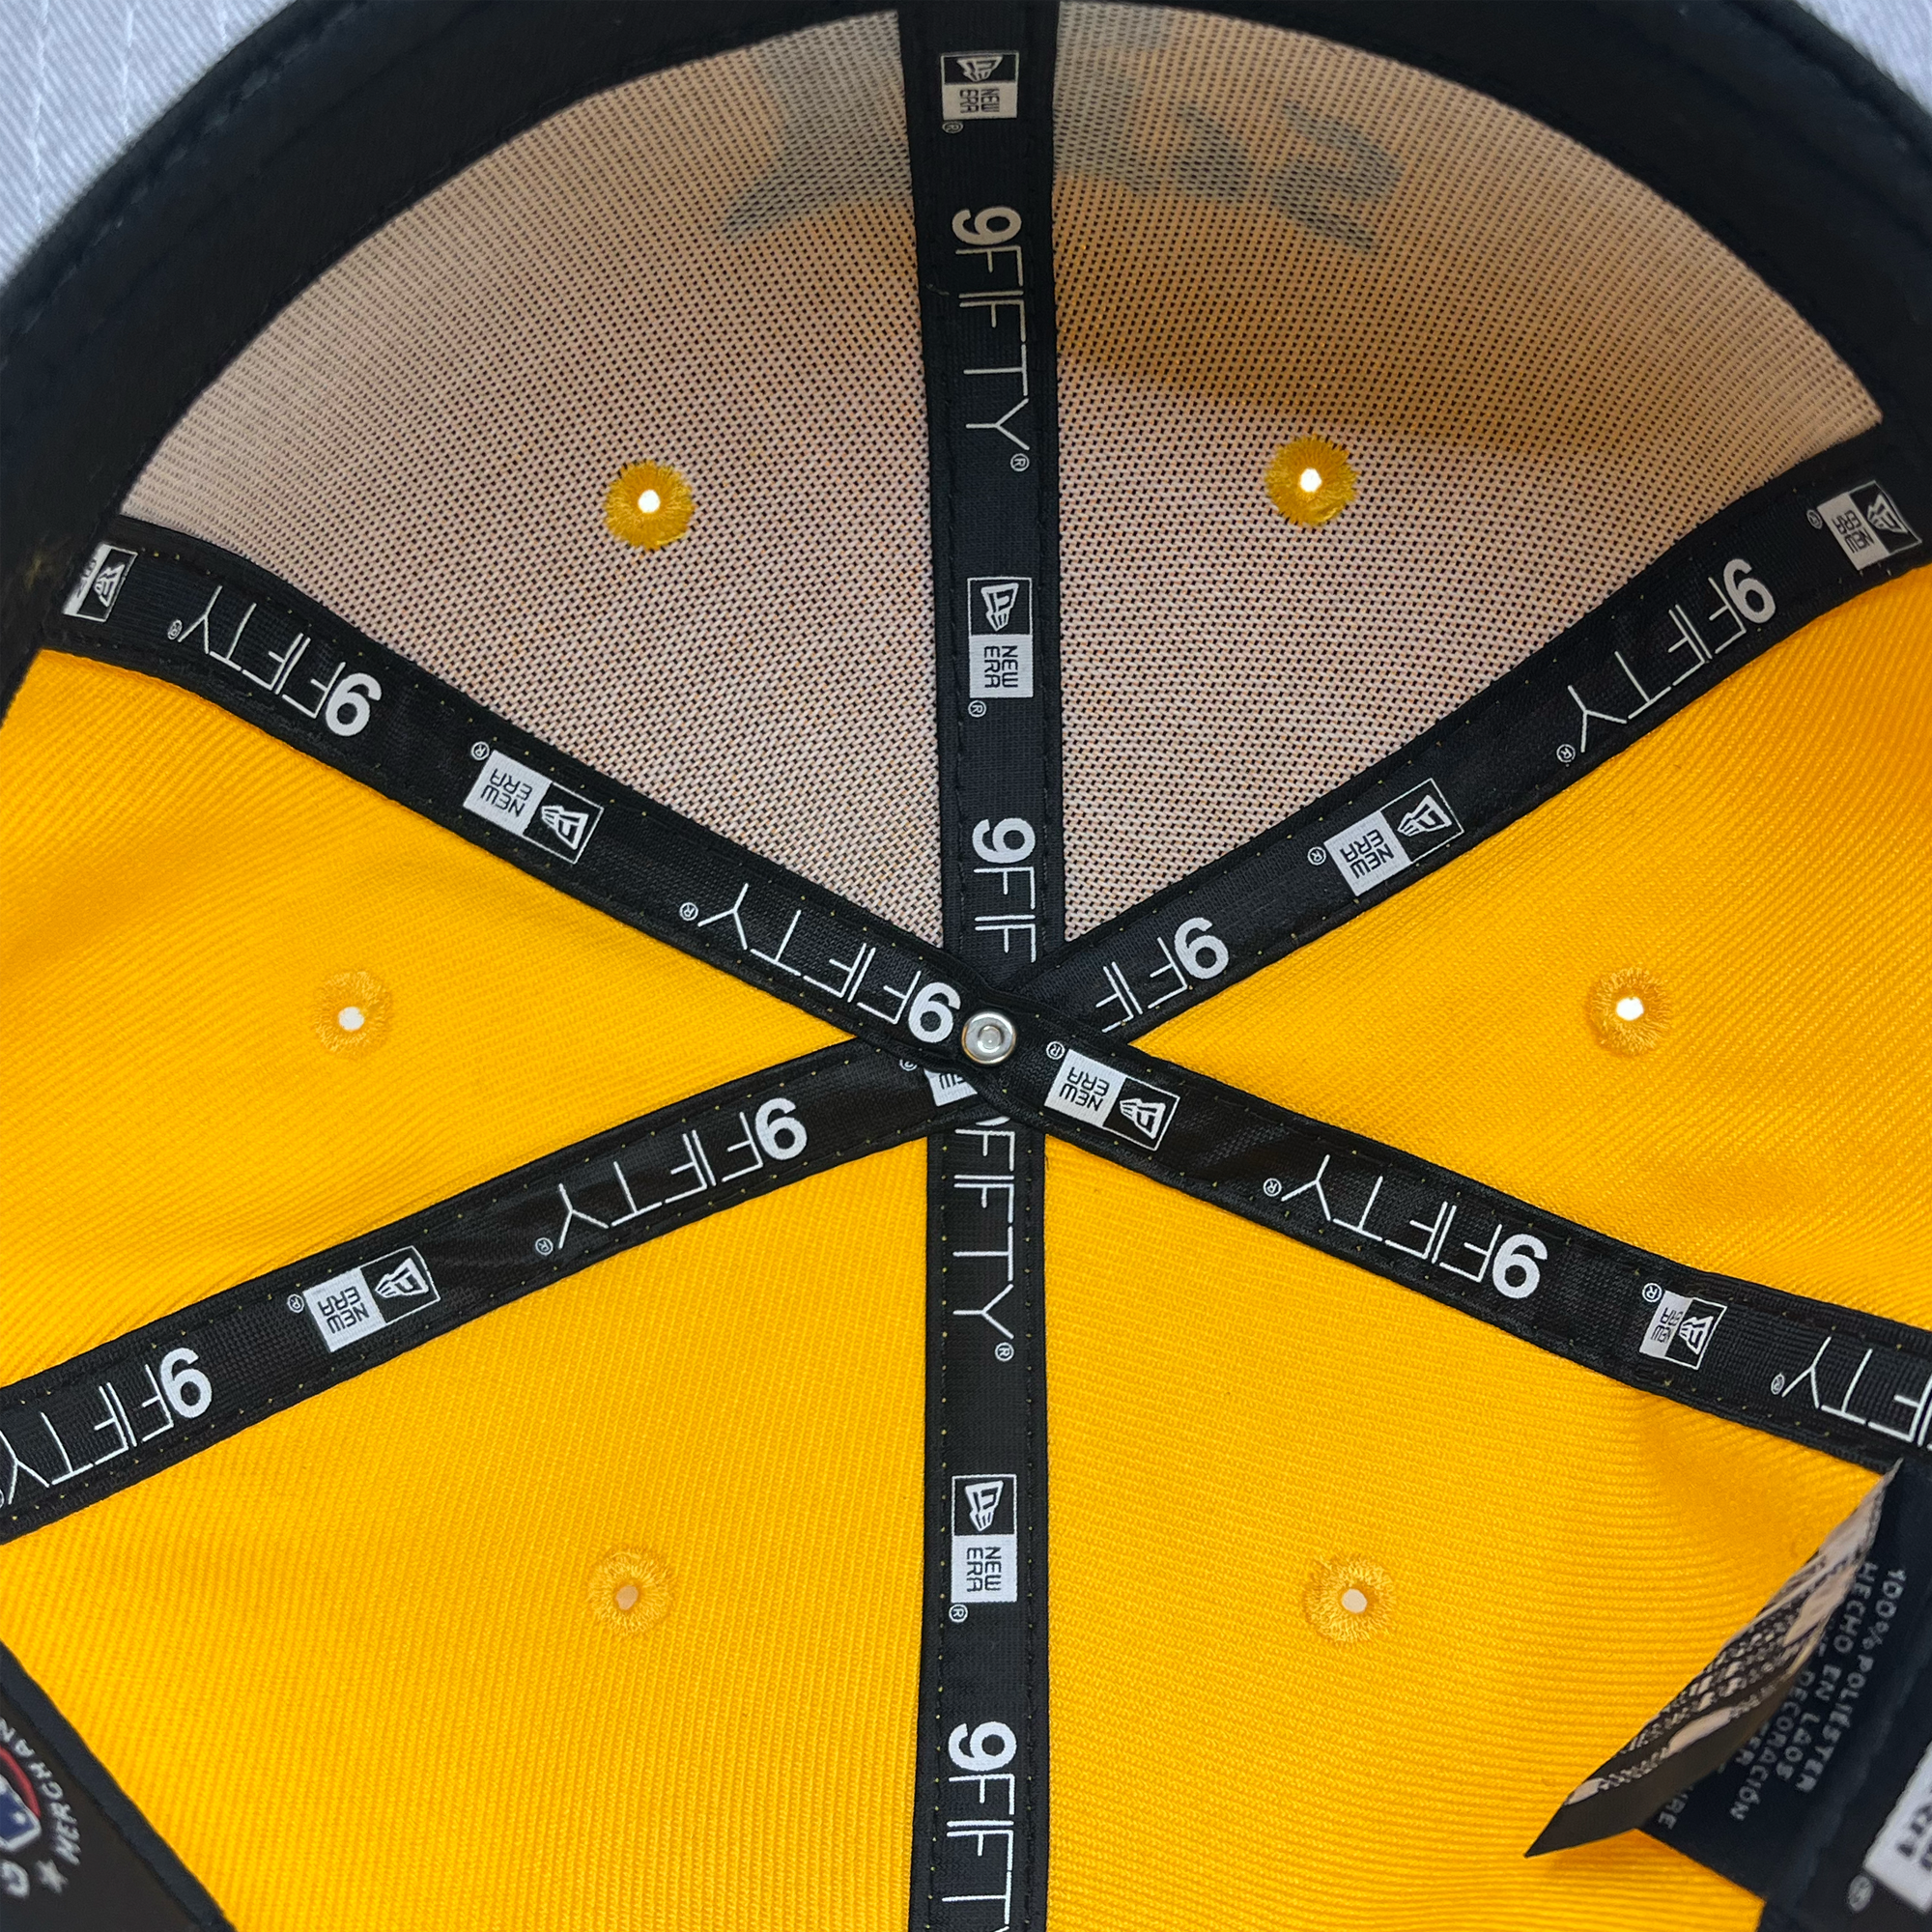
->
[1043, 1140, 1871, 1931]
[0, 650, 841, 1382]
[1149, 567, 1932, 1326]
[0, 1146, 925, 1931]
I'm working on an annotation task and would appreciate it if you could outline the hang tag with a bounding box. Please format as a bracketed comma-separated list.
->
[1529, 1471, 1893, 1856]
[1646, 1465, 1932, 1924]
[0, 1644, 228, 1927]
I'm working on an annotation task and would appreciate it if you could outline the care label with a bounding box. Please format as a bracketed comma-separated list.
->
[1647, 1464, 1932, 1919]
[1864, 1738, 1932, 1912]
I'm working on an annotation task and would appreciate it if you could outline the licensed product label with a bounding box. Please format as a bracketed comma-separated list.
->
[1, 1643, 228, 1926]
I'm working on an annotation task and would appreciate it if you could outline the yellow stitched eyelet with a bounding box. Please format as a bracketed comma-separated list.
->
[313, 971, 393, 1056]
[604, 462, 695, 550]
[1587, 967, 1671, 1056]
[1265, 436, 1356, 526]
[1304, 1557, 1394, 1642]
[587, 1548, 674, 1634]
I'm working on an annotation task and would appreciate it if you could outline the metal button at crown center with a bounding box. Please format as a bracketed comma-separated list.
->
[962, 1010, 1018, 1065]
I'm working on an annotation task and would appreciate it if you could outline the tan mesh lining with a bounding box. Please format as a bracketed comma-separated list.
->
[1054, 4, 1879, 934]
[128, 7, 1881, 946]
[125, 14, 944, 940]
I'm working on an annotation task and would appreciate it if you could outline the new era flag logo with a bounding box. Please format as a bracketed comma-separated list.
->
[967, 576, 1034, 699]
[371, 1252, 435, 1302]
[62, 542, 139, 623]
[965, 1479, 1005, 1532]
[1395, 792, 1454, 840]
[1043, 1049, 1181, 1150]
[1637, 1291, 1728, 1369]
[538, 800, 591, 852]
[979, 581, 1021, 631]
[463, 749, 604, 863]
[300, 1246, 440, 1352]
[940, 50, 1018, 119]
[951, 1474, 1018, 1603]
[1322, 779, 1463, 895]
[1816, 480, 1922, 570]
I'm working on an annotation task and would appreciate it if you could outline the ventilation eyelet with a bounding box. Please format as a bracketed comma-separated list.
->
[605, 462, 695, 550]
[1587, 967, 1671, 1056]
[1265, 436, 1356, 526]
[313, 971, 393, 1056]
[1304, 1556, 1394, 1642]
[588, 1548, 674, 1633]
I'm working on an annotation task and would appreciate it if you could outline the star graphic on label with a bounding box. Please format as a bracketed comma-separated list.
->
[35, 1859, 68, 1892]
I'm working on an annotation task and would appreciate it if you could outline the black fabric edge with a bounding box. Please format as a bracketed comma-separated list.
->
[0, 1641, 232, 1927]
[1201, 0, 1932, 440]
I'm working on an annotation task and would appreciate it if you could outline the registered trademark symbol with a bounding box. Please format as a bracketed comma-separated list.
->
[948, 1603, 969, 1622]
[942, 119, 963, 134]
[1045, 1040, 1066, 1061]
[1262, 1178, 1283, 1198]
[1641, 1282, 1662, 1303]
[1847, 1875, 1873, 1911]
[166, 620, 184, 639]
[995, 1342, 1014, 1362]
[969, 699, 987, 718]
[678, 901, 699, 921]
[1306, 845, 1327, 865]
[286, 1293, 305, 1314]
[1556, 743, 1577, 764]
[1009, 453, 1031, 471]
[1808, 508, 1826, 530]
[535, 1236, 554, 1256]
[899, 1059, 919, 1072]
[1771, 1374, 1786, 1395]
[469, 741, 491, 760]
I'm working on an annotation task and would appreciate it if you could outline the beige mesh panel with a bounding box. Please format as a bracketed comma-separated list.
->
[1054, 4, 1879, 934]
[126, 14, 943, 940]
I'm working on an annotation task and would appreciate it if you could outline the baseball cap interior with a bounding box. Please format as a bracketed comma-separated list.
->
[1, 4, 1928, 1929]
